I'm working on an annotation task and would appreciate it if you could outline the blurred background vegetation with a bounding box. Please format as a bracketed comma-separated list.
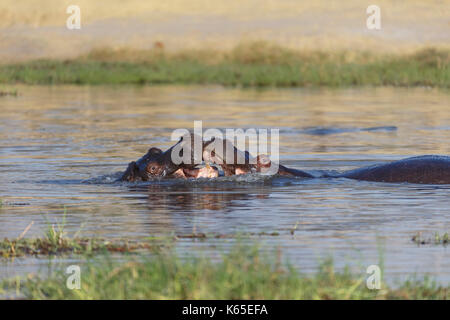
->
[0, 0, 448, 87]
[1, 0, 448, 60]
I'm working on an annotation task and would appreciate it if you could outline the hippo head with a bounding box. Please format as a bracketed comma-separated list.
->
[255, 154, 272, 174]
[256, 154, 271, 169]
[119, 147, 168, 182]
[138, 147, 168, 179]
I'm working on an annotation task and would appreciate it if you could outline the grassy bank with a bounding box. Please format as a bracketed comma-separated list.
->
[0, 43, 448, 87]
[0, 231, 281, 258]
[2, 244, 448, 299]
[0, 237, 163, 258]
[0, 217, 166, 258]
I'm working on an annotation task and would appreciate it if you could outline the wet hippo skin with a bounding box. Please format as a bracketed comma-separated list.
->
[255, 155, 313, 178]
[203, 139, 314, 177]
[256, 155, 450, 184]
[120, 138, 450, 184]
[336, 155, 450, 184]
[120, 134, 217, 181]
[120, 147, 164, 182]
[202, 137, 256, 176]
[277, 165, 314, 178]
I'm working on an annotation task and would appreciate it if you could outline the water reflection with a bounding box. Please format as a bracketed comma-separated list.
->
[119, 183, 271, 235]
[0, 85, 449, 284]
[134, 184, 269, 212]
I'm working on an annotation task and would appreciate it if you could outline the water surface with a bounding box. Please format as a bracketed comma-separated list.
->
[0, 85, 449, 285]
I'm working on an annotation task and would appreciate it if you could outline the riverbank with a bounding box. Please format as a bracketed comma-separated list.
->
[0, 44, 448, 88]
[1, 243, 448, 299]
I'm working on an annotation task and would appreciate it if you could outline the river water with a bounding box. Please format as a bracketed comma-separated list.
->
[0, 85, 449, 285]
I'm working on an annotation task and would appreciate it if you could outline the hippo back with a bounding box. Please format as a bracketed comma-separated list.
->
[341, 155, 450, 184]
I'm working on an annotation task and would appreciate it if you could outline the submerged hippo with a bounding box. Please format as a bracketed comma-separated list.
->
[335, 155, 450, 184]
[207, 152, 314, 178]
[120, 134, 223, 181]
[120, 135, 262, 181]
[202, 137, 262, 176]
[173, 165, 220, 179]
[256, 155, 450, 184]
[120, 135, 450, 184]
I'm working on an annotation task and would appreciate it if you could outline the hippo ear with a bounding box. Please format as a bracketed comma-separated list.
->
[148, 147, 163, 155]
[205, 137, 215, 144]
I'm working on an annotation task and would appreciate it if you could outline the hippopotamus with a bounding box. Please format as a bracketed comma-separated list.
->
[120, 134, 222, 181]
[202, 137, 261, 176]
[336, 155, 450, 184]
[173, 165, 220, 179]
[120, 135, 450, 184]
[256, 155, 450, 184]
[120, 135, 265, 181]
[208, 152, 313, 178]
[253, 155, 314, 178]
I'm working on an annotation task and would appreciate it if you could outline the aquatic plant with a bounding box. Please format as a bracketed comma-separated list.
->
[412, 232, 449, 246]
[0, 89, 18, 96]
[0, 209, 166, 258]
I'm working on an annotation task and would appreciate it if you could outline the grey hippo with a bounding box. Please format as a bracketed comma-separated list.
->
[120, 136, 450, 184]
[255, 154, 450, 184]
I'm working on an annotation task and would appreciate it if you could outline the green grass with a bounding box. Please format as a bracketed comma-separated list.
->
[0, 222, 279, 258]
[412, 232, 449, 246]
[0, 44, 448, 87]
[0, 237, 164, 258]
[2, 243, 448, 299]
[0, 232, 280, 258]
[0, 88, 18, 96]
[0, 211, 165, 258]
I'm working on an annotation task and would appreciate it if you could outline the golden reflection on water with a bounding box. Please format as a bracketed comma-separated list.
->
[1, 85, 449, 159]
[0, 85, 449, 283]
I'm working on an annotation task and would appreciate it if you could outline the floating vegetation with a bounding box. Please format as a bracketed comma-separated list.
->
[0, 213, 166, 258]
[0, 89, 18, 97]
[411, 232, 449, 246]
[0, 237, 165, 258]
[173, 231, 280, 239]
[0, 208, 284, 258]
[0, 231, 283, 258]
